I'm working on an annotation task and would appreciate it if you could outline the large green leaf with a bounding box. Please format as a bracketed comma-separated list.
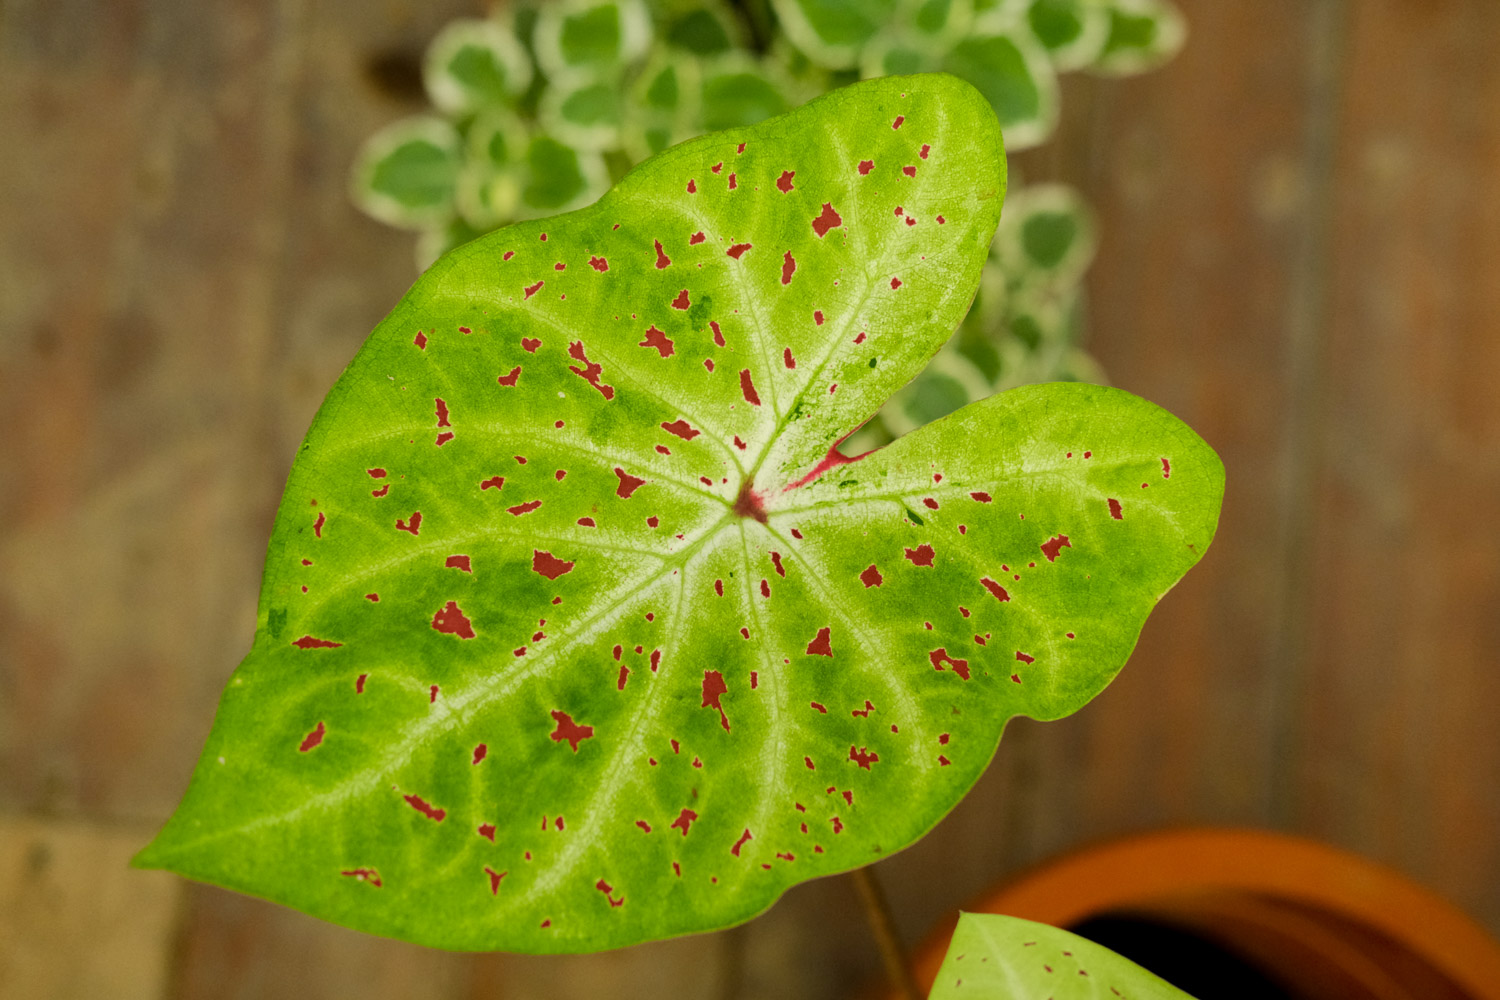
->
[137, 74, 1223, 953]
[929, 913, 1198, 999]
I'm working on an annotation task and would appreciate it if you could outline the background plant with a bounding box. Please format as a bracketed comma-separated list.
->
[350, 0, 1184, 447]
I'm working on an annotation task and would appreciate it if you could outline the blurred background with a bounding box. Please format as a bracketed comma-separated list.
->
[2, 0, 1498, 997]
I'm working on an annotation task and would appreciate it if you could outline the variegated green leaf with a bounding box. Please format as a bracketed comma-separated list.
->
[929, 913, 1198, 999]
[139, 75, 1221, 954]
[350, 117, 462, 231]
[423, 17, 534, 115]
[1090, 0, 1187, 76]
[533, 0, 654, 82]
[771, 0, 900, 69]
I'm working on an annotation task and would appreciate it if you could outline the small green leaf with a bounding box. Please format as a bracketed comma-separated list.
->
[700, 58, 796, 130]
[140, 75, 1221, 954]
[350, 117, 462, 231]
[771, 0, 900, 69]
[534, 0, 653, 81]
[1026, 0, 1110, 71]
[940, 24, 1059, 150]
[929, 913, 1199, 999]
[423, 18, 534, 115]
[994, 182, 1097, 285]
[539, 80, 627, 151]
[662, 5, 739, 56]
[1091, 0, 1187, 76]
[519, 135, 610, 215]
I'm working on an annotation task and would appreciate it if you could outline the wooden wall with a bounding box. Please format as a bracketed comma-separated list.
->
[1, 1, 1496, 996]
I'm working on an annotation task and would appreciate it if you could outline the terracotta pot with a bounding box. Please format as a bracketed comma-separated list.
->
[907, 828, 1500, 999]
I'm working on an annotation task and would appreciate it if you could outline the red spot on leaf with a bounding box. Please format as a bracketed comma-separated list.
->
[432, 601, 475, 639]
[478, 823, 496, 841]
[1040, 534, 1072, 562]
[434, 431, 454, 447]
[1108, 498, 1123, 519]
[524, 280, 544, 299]
[472, 744, 488, 764]
[781, 251, 797, 285]
[568, 341, 616, 399]
[635, 820, 651, 833]
[650, 648, 661, 672]
[769, 552, 786, 578]
[811, 701, 828, 714]
[647, 516, 659, 528]
[341, 868, 382, 887]
[732, 828, 753, 856]
[811, 202, 843, 236]
[980, 577, 1011, 602]
[639, 325, 675, 357]
[522, 337, 541, 353]
[929, 648, 971, 680]
[890, 277, 902, 289]
[759, 579, 770, 598]
[549, 709, 594, 751]
[654, 239, 671, 269]
[852, 700, 874, 718]
[313, 512, 325, 538]
[970, 492, 992, 503]
[435, 398, 451, 427]
[497, 365, 522, 387]
[936, 215, 946, 224]
[595, 878, 624, 907]
[782, 347, 797, 369]
[670, 808, 698, 836]
[701, 670, 730, 730]
[710, 320, 726, 348]
[714, 579, 724, 597]
[739, 369, 761, 406]
[587, 255, 609, 272]
[726, 242, 752, 259]
[776, 170, 795, 192]
[904, 544, 935, 567]
[858, 159, 874, 175]
[293, 635, 342, 649]
[404, 794, 446, 822]
[414, 331, 427, 350]
[687, 178, 697, 194]
[689, 231, 706, 245]
[614, 467, 646, 498]
[532, 550, 575, 580]
[920, 143, 931, 159]
[507, 500, 541, 516]
[486, 867, 507, 894]
[849, 746, 879, 770]
[923, 497, 939, 510]
[481, 476, 505, 491]
[661, 419, 700, 440]
[671, 289, 690, 310]
[446, 554, 472, 573]
[1015, 650, 1035, 665]
[299, 722, 325, 752]
[806, 626, 833, 657]
[892, 115, 904, 129]
[356, 673, 367, 693]
[728, 172, 738, 189]
[396, 511, 422, 535]
[860, 565, 883, 587]
[711, 162, 722, 174]
[902, 165, 916, 178]
[831, 816, 844, 833]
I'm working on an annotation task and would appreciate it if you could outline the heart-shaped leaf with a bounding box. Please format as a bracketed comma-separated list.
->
[137, 74, 1223, 953]
[929, 913, 1198, 999]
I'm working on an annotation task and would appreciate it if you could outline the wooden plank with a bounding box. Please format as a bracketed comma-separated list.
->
[1296, 0, 1500, 933]
[0, 817, 181, 1000]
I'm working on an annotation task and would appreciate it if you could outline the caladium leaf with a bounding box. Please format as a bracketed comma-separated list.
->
[928, 913, 1198, 999]
[137, 74, 1223, 953]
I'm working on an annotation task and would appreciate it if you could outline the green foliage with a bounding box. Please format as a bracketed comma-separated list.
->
[142, 76, 1222, 953]
[930, 913, 1199, 998]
